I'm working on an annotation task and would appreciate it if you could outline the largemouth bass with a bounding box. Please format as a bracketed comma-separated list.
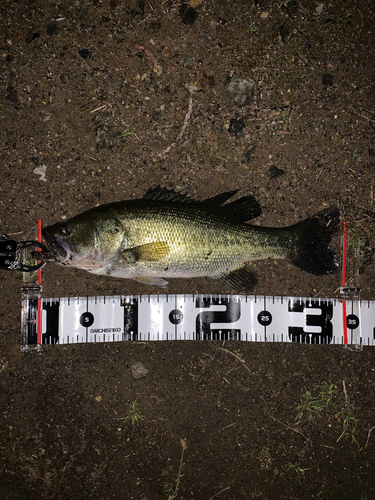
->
[42, 186, 339, 293]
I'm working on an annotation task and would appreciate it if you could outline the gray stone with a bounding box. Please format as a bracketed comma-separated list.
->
[225, 75, 255, 107]
[131, 361, 149, 380]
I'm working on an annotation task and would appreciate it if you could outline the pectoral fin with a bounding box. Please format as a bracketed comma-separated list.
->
[216, 264, 258, 294]
[133, 276, 169, 287]
[123, 241, 170, 263]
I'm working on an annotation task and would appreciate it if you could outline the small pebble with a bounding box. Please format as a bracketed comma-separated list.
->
[180, 4, 198, 25]
[280, 24, 290, 44]
[183, 57, 194, 66]
[132, 361, 149, 380]
[316, 3, 324, 15]
[46, 23, 58, 36]
[228, 118, 245, 139]
[33, 165, 47, 182]
[242, 145, 256, 164]
[287, 1, 298, 13]
[79, 48, 92, 60]
[269, 165, 284, 180]
[26, 32, 40, 44]
[225, 76, 255, 107]
[322, 73, 334, 86]
[148, 21, 161, 33]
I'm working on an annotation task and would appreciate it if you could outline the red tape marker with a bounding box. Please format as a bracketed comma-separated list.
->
[342, 221, 347, 288]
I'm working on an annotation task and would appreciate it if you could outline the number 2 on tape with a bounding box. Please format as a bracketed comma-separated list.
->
[195, 297, 241, 340]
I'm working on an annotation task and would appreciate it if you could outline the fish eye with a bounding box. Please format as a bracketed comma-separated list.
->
[60, 225, 71, 236]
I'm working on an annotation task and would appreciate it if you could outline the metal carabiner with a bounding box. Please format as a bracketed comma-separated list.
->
[0, 235, 48, 272]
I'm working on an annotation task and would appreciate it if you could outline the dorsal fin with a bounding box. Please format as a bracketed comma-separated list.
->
[143, 186, 193, 203]
[142, 186, 261, 222]
[143, 187, 239, 206]
[205, 190, 261, 221]
[221, 195, 262, 222]
[204, 190, 239, 206]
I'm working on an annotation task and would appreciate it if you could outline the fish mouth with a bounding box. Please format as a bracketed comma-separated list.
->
[42, 229, 74, 264]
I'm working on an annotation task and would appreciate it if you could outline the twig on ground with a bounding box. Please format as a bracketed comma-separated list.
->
[175, 97, 193, 143]
[350, 106, 375, 123]
[208, 486, 231, 499]
[133, 42, 162, 74]
[365, 426, 375, 449]
[336, 428, 347, 443]
[370, 182, 373, 208]
[362, 208, 375, 220]
[223, 423, 235, 430]
[269, 415, 312, 444]
[138, 13, 151, 24]
[159, 96, 193, 157]
[168, 439, 187, 500]
[217, 346, 252, 374]
[342, 380, 348, 403]
[90, 104, 107, 113]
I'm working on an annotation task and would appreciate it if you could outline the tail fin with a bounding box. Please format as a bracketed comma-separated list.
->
[288, 208, 340, 275]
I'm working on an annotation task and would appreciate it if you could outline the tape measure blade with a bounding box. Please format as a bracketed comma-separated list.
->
[241, 296, 267, 342]
[263, 296, 290, 343]
[58, 297, 86, 344]
[345, 300, 360, 346]
[23, 293, 375, 349]
[330, 300, 345, 345]
[41, 298, 59, 345]
[175, 295, 195, 340]
[287, 297, 340, 345]
[137, 294, 166, 341]
[87, 296, 124, 343]
[360, 300, 375, 346]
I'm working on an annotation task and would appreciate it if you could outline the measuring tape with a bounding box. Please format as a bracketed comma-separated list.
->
[21, 294, 374, 349]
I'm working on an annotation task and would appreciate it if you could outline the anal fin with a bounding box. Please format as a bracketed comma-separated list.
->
[216, 264, 258, 294]
[133, 276, 169, 287]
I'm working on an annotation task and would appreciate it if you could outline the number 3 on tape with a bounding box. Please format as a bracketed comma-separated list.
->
[288, 299, 333, 344]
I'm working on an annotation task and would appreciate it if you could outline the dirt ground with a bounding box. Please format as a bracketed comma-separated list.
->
[1, 0, 375, 498]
